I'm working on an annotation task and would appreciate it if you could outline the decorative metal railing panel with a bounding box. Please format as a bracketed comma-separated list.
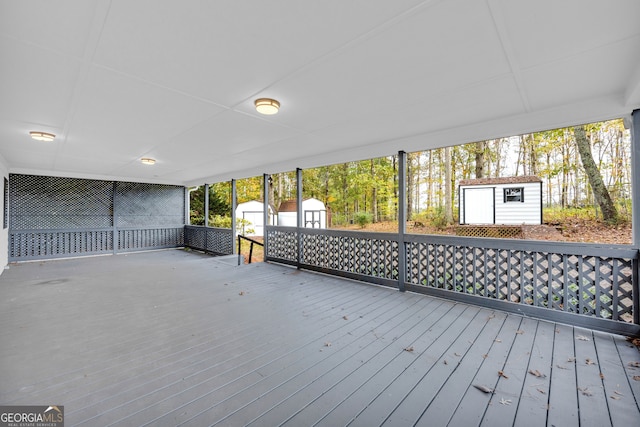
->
[405, 234, 637, 323]
[10, 229, 113, 260]
[265, 227, 298, 263]
[184, 225, 233, 255]
[118, 227, 184, 251]
[300, 228, 399, 281]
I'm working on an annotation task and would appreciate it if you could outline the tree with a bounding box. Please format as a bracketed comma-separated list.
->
[574, 125, 618, 223]
[444, 146, 453, 224]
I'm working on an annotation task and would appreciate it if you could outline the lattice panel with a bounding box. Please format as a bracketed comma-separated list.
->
[116, 182, 184, 227]
[205, 228, 233, 254]
[406, 240, 636, 322]
[266, 229, 298, 261]
[301, 232, 398, 280]
[9, 174, 113, 229]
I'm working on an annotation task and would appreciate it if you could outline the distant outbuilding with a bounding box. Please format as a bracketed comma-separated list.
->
[458, 176, 542, 225]
[278, 198, 327, 228]
[235, 200, 275, 236]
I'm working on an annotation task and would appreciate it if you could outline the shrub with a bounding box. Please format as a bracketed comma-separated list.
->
[354, 212, 373, 228]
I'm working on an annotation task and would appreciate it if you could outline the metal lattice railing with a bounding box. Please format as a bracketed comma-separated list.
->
[184, 225, 233, 255]
[405, 235, 636, 323]
[118, 227, 184, 251]
[266, 227, 298, 263]
[300, 228, 399, 281]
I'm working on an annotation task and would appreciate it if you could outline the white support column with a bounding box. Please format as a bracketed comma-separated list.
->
[398, 151, 407, 292]
[231, 179, 237, 254]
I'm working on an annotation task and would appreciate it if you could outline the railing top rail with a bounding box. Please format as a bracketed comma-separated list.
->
[267, 225, 399, 241]
[184, 225, 232, 232]
[238, 234, 264, 247]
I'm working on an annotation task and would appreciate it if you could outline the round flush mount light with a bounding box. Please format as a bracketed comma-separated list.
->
[29, 131, 55, 142]
[141, 157, 156, 165]
[254, 98, 280, 115]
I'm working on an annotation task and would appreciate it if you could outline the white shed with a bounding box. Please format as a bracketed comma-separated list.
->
[277, 198, 327, 228]
[235, 200, 275, 236]
[458, 176, 542, 225]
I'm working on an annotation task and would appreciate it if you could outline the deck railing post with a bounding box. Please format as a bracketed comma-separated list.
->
[297, 168, 303, 269]
[204, 184, 209, 227]
[231, 179, 237, 254]
[631, 109, 639, 324]
[263, 173, 270, 262]
[398, 151, 407, 292]
[112, 181, 118, 254]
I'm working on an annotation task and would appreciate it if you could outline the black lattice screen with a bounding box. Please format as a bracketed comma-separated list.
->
[9, 174, 185, 260]
[10, 175, 113, 230]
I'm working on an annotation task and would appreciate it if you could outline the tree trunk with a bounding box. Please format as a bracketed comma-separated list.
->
[475, 141, 485, 178]
[574, 125, 618, 223]
[444, 146, 453, 224]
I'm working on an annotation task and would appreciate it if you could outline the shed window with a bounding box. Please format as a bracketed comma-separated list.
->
[503, 187, 524, 203]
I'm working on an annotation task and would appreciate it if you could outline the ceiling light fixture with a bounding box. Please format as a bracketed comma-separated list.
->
[29, 131, 55, 142]
[254, 98, 280, 115]
[141, 158, 156, 165]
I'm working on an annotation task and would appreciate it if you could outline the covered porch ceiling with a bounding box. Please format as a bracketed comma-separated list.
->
[1, 0, 639, 187]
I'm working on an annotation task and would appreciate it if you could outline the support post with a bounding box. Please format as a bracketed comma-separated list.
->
[297, 168, 303, 269]
[631, 109, 640, 325]
[398, 151, 407, 291]
[263, 173, 270, 262]
[203, 183, 209, 227]
[632, 110, 640, 247]
[112, 181, 118, 254]
[231, 179, 237, 255]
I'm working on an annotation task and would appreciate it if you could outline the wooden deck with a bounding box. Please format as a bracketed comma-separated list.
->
[1, 249, 639, 426]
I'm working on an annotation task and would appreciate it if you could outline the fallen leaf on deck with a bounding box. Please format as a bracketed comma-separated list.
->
[528, 369, 547, 378]
[483, 354, 488, 359]
[516, 330, 524, 335]
[537, 388, 546, 394]
[576, 335, 591, 341]
[610, 395, 621, 400]
[238, 291, 245, 296]
[599, 372, 605, 379]
[324, 342, 332, 347]
[556, 364, 568, 370]
[633, 376, 640, 381]
[473, 384, 494, 394]
[614, 390, 624, 396]
[454, 352, 461, 357]
[404, 346, 414, 352]
[578, 387, 593, 396]
[585, 358, 596, 365]
[343, 315, 348, 320]
[443, 360, 448, 365]
[628, 361, 640, 368]
[498, 370, 509, 379]
[568, 357, 576, 362]
[494, 339, 502, 343]
[499, 398, 512, 405]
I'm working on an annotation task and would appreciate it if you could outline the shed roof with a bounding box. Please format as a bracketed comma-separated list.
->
[459, 176, 542, 186]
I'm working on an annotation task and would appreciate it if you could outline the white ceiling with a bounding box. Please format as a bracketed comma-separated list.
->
[1, 0, 639, 186]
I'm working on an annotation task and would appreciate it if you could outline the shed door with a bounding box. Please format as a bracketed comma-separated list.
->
[463, 188, 494, 224]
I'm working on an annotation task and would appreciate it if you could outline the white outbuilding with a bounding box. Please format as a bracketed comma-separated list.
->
[458, 176, 542, 225]
[278, 198, 327, 228]
[235, 200, 275, 236]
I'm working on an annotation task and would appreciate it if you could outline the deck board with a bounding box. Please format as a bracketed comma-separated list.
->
[0, 249, 638, 426]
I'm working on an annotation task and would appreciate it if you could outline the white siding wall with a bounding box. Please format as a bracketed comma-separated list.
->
[460, 182, 541, 225]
